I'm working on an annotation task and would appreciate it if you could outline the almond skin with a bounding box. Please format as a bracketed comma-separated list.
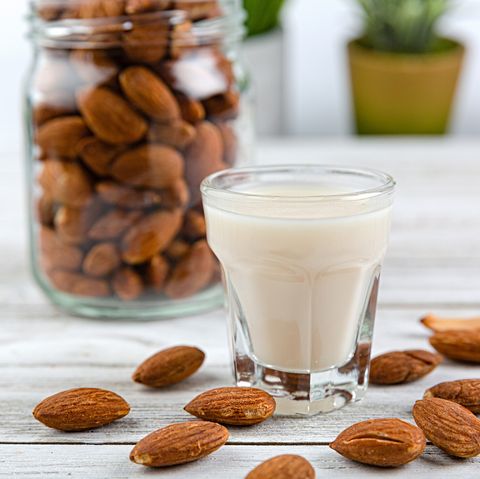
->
[421, 314, 480, 332]
[111, 144, 184, 190]
[246, 455, 315, 479]
[119, 66, 180, 121]
[424, 379, 480, 413]
[33, 388, 130, 431]
[130, 421, 228, 467]
[82, 242, 121, 278]
[369, 349, 443, 385]
[77, 86, 148, 145]
[185, 387, 276, 426]
[430, 330, 480, 363]
[122, 210, 182, 264]
[413, 397, 480, 458]
[133, 345, 205, 388]
[330, 418, 426, 467]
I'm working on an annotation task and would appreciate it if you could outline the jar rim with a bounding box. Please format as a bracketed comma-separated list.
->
[28, 0, 245, 48]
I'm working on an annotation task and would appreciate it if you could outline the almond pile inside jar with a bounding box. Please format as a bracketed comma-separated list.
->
[29, 0, 244, 311]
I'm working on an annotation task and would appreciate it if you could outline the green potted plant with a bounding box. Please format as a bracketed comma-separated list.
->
[348, 0, 465, 135]
[242, 0, 286, 135]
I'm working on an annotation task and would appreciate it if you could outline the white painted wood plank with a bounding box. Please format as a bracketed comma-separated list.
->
[0, 444, 478, 478]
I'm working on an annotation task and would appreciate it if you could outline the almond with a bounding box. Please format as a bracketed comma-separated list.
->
[146, 255, 169, 292]
[430, 329, 480, 363]
[172, 0, 218, 20]
[113, 267, 144, 301]
[36, 116, 89, 159]
[130, 420, 228, 467]
[88, 209, 142, 241]
[83, 242, 121, 278]
[33, 388, 129, 431]
[164, 240, 215, 298]
[148, 120, 196, 150]
[413, 397, 480, 458]
[176, 92, 205, 123]
[123, 22, 169, 64]
[185, 121, 225, 204]
[120, 66, 180, 121]
[125, 0, 171, 14]
[54, 203, 101, 245]
[165, 239, 190, 260]
[122, 210, 182, 264]
[330, 418, 426, 467]
[421, 314, 480, 332]
[96, 181, 163, 209]
[246, 455, 315, 479]
[162, 179, 190, 209]
[424, 379, 480, 413]
[38, 159, 93, 207]
[47, 270, 111, 297]
[39, 226, 83, 272]
[203, 90, 240, 120]
[37, 4, 64, 20]
[77, 86, 148, 145]
[111, 144, 184, 190]
[77, 137, 124, 177]
[36, 193, 57, 226]
[132, 345, 205, 387]
[369, 349, 443, 385]
[182, 209, 206, 240]
[71, 0, 126, 18]
[33, 90, 77, 126]
[185, 387, 276, 426]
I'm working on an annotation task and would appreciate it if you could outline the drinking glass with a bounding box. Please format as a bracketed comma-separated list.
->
[201, 165, 395, 415]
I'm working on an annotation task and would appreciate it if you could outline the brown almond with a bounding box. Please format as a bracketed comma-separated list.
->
[36, 116, 89, 159]
[77, 86, 148, 145]
[246, 455, 315, 479]
[185, 121, 225, 204]
[33, 388, 130, 431]
[125, 0, 171, 14]
[203, 90, 240, 120]
[176, 92, 205, 123]
[130, 420, 228, 467]
[83, 243, 121, 278]
[112, 267, 144, 301]
[88, 209, 142, 241]
[430, 329, 480, 363]
[120, 66, 180, 121]
[37, 193, 56, 226]
[96, 181, 163, 209]
[148, 120, 196, 150]
[123, 22, 169, 64]
[38, 160, 93, 207]
[162, 179, 190, 209]
[165, 239, 190, 260]
[146, 255, 169, 293]
[122, 210, 182, 264]
[330, 418, 426, 467]
[133, 345, 205, 387]
[182, 209, 206, 240]
[413, 397, 480, 458]
[39, 226, 83, 272]
[172, 0, 217, 20]
[54, 203, 101, 245]
[185, 387, 276, 426]
[77, 137, 123, 177]
[424, 379, 480, 413]
[111, 144, 184, 190]
[73, 0, 126, 18]
[369, 349, 443, 385]
[33, 90, 77, 126]
[47, 270, 111, 297]
[421, 314, 480, 332]
[164, 240, 214, 299]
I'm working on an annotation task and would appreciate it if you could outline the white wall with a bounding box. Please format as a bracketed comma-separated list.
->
[284, 0, 480, 136]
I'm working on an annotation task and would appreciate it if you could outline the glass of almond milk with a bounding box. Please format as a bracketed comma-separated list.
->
[201, 165, 395, 416]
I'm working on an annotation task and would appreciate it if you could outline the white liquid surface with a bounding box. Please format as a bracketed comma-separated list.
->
[205, 182, 392, 372]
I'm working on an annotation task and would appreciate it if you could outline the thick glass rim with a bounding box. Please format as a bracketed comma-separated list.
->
[201, 164, 396, 203]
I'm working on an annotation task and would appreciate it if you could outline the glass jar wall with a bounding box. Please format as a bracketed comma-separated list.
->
[25, 0, 250, 318]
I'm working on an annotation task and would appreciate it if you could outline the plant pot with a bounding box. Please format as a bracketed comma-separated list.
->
[348, 38, 465, 135]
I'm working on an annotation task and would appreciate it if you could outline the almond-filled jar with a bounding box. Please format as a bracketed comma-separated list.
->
[25, 0, 250, 318]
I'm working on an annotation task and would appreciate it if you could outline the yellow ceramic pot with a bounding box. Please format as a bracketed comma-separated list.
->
[348, 39, 465, 135]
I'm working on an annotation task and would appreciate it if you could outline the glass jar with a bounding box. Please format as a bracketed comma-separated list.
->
[25, 0, 250, 318]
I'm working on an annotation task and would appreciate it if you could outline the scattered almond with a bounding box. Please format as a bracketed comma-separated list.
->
[133, 345, 205, 388]
[330, 418, 426, 467]
[421, 314, 480, 332]
[185, 387, 276, 426]
[246, 455, 315, 479]
[430, 329, 480, 363]
[130, 421, 228, 467]
[369, 349, 442, 385]
[33, 388, 130, 431]
[424, 380, 480, 413]
[413, 397, 480, 458]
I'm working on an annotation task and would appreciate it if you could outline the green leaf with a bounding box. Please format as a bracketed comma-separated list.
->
[243, 0, 286, 37]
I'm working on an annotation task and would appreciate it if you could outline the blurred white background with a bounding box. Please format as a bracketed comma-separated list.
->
[1, 0, 480, 154]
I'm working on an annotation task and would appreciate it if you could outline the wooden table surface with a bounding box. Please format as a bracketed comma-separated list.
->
[1, 138, 480, 478]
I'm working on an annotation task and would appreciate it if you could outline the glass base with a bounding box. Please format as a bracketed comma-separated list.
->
[35, 270, 224, 319]
[234, 342, 371, 416]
